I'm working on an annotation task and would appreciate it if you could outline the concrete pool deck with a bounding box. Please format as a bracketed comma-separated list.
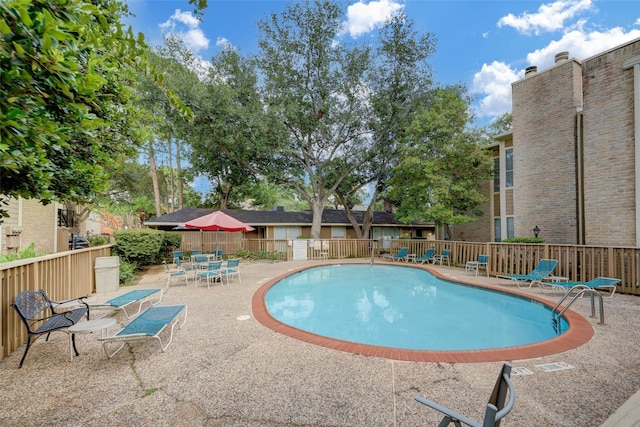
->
[1, 258, 639, 426]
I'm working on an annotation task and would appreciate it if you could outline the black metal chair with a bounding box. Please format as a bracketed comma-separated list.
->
[414, 362, 515, 427]
[12, 290, 89, 368]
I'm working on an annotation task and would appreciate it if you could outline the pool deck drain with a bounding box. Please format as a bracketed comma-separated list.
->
[535, 361, 575, 372]
[511, 367, 534, 375]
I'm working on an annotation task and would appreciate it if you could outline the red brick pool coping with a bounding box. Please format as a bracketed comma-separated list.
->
[251, 263, 595, 363]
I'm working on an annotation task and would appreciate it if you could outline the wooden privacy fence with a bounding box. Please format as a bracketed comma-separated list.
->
[174, 234, 640, 295]
[179, 231, 244, 256]
[0, 245, 112, 361]
[383, 240, 640, 295]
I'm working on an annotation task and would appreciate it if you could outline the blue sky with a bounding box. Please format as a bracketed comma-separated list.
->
[125, 0, 639, 126]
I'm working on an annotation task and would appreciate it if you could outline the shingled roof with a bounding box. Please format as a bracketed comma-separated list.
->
[144, 208, 431, 228]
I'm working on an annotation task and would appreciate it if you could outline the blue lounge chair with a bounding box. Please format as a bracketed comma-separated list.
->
[497, 259, 558, 288]
[99, 304, 187, 358]
[415, 362, 515, 427]
[417, 249, 436, 264]
[541, 277, 620, 298]
[391, 247, 409, 262]
[91, 288, 163, 319]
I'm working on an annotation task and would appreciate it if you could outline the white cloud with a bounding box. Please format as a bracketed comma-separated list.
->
[159, 9, 209, 53]
[473, 23, 640, 120]
[527, 27, 640, 69]
[339, 0, 404, 38]
[497, 0, 593, 35]
[471, 61, 521, 118]
[216, 37, 232, 49]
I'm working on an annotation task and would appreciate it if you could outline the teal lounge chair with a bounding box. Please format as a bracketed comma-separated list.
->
[497, 259, 558, 288]
[391, 247, 409, 262]
[99, 304, 187, 358]
[90, 288, 163, 319]
[541, 277, 620, 298]
[417, 249, 436, 264]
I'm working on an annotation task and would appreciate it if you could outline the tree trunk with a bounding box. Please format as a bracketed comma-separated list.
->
[167, 140, 175, 213]
[176, 141, 184, 210]
[338, 185, 379, 239]
[310, 200, 324, 239]
[148, 142, 162, 217]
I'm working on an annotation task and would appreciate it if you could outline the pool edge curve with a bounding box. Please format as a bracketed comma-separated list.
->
[251, 262, 595, 363]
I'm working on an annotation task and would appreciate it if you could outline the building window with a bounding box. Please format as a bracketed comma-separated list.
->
[507, 217, 515, 239]
[493, 157, 500, 192]
[274, 226, 301, 239]
[505, 148, 513, 188]
[494, 218, 501, 242]
[331, 226, 346, 238]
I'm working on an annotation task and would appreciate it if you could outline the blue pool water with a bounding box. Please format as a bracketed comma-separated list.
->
[264, 264, 567, 351]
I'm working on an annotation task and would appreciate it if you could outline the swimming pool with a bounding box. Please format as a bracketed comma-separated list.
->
[252, 263, 594, 362]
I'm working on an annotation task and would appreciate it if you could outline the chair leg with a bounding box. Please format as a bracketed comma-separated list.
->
[18, 335, 35, 368]
[71, 332, 79, 357]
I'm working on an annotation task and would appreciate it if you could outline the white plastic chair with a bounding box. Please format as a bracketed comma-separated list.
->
[466, 255, 490, 276]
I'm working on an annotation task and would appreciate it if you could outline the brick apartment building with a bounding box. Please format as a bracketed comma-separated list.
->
[454, 37, 640, 246]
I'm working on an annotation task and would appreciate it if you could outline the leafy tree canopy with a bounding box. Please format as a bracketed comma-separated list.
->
[0, 0, 196, 220]
[386, 87, 493, 235]
[254, 0, 436, 238]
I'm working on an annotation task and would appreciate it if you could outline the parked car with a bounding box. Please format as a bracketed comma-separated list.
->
[69, 235, 90, 250]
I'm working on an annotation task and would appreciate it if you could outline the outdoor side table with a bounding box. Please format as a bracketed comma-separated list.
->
[68, 317, 116, 361]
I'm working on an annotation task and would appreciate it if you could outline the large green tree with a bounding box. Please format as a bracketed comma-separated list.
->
[255, 0, 435, 238]
[0, 0, 199, 220]
[386, 87, 493, 237]
[188, 46, 280, 209]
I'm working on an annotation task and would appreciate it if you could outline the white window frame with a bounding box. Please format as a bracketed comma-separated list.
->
[331, 226, 346, 238]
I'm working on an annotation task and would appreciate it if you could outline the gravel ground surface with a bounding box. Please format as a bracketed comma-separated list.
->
[1, 258, 639, 426]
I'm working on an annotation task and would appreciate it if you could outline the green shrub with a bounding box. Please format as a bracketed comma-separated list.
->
[118, 258, 137, 284]
[0, 242, 44, 263]
[113, 229, 165, 266]
[232, 248, 255, 259]
[232, 248, 283, 260]
[162, 232, 182, 256]
[88, 234, 111, 247]
[502, 237, 545, 243]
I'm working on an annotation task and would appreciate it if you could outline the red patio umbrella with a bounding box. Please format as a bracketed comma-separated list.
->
[184, 211, 254, 253]
[184, 211, 254, 232]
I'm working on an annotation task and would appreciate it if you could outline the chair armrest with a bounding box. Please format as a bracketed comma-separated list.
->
[414, 395, 481, 427]
[52, 296, 91, 319]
